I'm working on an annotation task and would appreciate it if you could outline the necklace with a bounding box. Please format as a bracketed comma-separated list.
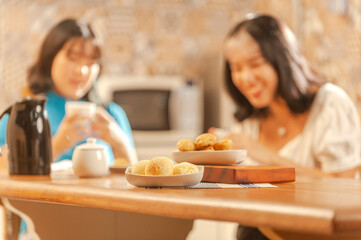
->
[262, 113, 288, 137]
[277, 126, 287, 137]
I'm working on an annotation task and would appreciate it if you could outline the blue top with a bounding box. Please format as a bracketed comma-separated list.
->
[0, 91, 134, 164]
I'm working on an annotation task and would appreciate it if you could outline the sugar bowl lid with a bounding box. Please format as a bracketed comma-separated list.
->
[76, 138, 107, 151]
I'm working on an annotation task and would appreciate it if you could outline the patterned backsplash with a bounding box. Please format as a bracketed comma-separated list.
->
[0, 0, 360, 117]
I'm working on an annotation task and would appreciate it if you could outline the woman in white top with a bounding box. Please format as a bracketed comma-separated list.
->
[220, 13, 361, 240]
[221, 14, 361, 178]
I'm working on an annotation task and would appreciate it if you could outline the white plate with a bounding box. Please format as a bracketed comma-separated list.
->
[172, 150, 247, 165]
[125, 166, 204, 187]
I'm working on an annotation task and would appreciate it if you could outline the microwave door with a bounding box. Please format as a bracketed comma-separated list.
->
[113, 89, 171, 131]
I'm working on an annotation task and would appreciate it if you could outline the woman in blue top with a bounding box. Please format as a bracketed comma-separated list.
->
[0, 19, 137, 165]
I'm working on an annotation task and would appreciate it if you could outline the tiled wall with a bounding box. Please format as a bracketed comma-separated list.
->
[0, 0, 360, 118]
[300, 0, 361, 113]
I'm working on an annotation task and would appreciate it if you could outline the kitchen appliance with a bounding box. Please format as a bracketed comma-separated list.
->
[0, 97, 52, 175]
[97, 75, 204, 159]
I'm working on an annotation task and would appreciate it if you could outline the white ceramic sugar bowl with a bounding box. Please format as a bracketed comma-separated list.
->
[72, 138, 110, 177]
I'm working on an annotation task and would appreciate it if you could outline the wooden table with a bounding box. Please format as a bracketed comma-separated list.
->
[0, 169, 360, 240]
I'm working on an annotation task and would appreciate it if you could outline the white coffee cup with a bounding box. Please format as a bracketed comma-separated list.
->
[65, 101, 96, 117]
[72, 138, 109, 177]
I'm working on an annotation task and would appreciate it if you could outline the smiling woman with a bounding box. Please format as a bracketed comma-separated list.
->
[0, 19, 137, 164]
[222, 14, 361, 177]
[50, 37, 101, 100]
[225, 31, 279, 110]
[218, 13, 361, 240]
[0, 17, 138, 240]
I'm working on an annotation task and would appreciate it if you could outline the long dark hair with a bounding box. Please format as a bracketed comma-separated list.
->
[27, 18, 102, 102]
[225, 14, 325, 121]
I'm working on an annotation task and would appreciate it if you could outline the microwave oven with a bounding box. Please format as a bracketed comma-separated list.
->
[97, 75, 204, 159]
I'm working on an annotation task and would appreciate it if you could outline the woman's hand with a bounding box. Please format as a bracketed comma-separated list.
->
[209, 129, 275, 165]
[52, 114, 91, 160]
[208, 127, 269, 163]
[90, 107, 116, 143]
[225, 133, 254, 150]
[90, 107, 137, 164]
[208, 127, 256, 153]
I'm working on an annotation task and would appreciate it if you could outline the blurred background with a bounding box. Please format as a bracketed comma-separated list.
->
[0, 0, 360, 131]
[0, 1, 360, 239]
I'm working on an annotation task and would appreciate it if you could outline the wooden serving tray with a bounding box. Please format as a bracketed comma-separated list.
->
[201, 165, 295, 184]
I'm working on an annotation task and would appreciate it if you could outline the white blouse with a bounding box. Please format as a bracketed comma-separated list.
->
[232, 83, 361, 173]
